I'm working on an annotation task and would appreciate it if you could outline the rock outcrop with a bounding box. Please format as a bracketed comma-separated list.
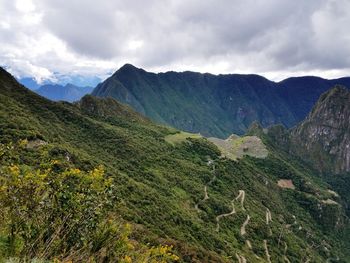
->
[291, 86, 350, 174]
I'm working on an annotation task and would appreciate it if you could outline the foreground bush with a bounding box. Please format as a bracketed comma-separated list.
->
[0, 142, 178, 262]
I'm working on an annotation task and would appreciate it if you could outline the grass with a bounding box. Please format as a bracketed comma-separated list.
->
[164, 131, 202, 145]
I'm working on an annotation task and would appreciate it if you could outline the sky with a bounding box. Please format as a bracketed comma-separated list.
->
[0, 0, 350, 84]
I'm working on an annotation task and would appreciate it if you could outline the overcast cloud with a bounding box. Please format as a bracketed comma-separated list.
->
[0, 0, 350, 82]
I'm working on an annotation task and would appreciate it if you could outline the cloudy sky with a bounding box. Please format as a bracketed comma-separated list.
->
[1, 0, 350, 83]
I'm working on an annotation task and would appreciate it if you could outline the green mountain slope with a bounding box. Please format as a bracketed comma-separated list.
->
[1, 67, 350, 262]
[92, 64, 350, 138]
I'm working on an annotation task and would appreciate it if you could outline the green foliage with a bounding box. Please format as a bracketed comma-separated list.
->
[92, 64, 302, 138]
[0, 69, 349, 262]
[0, 141, 179, 262]
[0, 141, 108, 258]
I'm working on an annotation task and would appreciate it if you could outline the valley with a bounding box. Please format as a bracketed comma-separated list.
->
[2, 1, 350, 262]
[1, 67, 350, 262]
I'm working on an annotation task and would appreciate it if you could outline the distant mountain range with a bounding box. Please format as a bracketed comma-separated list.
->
[35, 83, 94, 102]
[18, 74, 102, 90]
[18, 77, 42, 90]
[17, 74, 100, 102]
[92, 64, 350, 138]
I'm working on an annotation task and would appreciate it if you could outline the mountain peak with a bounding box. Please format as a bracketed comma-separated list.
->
[35, 83, 94, 102]
[79, 94, 148, 123]
[320, 84, 349, 100]
[0, 67, 16, 82]
[117, 63, 140, 72]
[111, 63, 145, 78]
[310, 85, 350, 118]
[0, 67, 28, 94]
[291, 85, 350, 173]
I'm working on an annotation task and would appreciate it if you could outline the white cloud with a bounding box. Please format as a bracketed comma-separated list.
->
[0, 0, 350, 82]
[15, 0, 36, 13]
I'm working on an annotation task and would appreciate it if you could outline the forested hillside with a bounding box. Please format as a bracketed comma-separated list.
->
[1, 67, 349, 262]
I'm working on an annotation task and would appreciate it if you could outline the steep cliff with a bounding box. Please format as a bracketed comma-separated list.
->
[291, 86, 350, 174]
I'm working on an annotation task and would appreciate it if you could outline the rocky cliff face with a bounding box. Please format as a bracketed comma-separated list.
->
[291, 86, 350, 174]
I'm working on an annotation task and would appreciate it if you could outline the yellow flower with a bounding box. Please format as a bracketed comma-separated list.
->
[51, 160, 60, 165]
[123, 255, 132, 263]
[127, 242, 135, 250]
[19, 139, 28, 148]
[9, 165, 20, 176]
[70, 168, 81, 174]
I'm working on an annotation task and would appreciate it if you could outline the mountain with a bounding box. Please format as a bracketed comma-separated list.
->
[290, 86, 350, 174]
[92, 64, 295, 138]
[1, 66, 350, 262]
[35, 83, 94, 102]
[18, 73, 102, 90]
[92, 64, 350, 138]
[17, 77, 41, 90]
[277, 76, 350, 123]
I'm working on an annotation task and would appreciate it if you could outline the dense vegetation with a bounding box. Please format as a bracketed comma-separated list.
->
[1, 67, 350, 262]
[0, 141, 179, 262]
[92, 64, 350, 138]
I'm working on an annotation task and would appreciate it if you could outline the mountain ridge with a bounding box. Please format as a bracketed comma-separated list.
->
[92, 64, 350, 138]
[35, 83, 94, 102]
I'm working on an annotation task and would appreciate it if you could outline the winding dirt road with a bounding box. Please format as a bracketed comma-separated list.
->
[264, 239, 272, 263]
[240, 215, 251, 236]
[266, 208, 272, 225]
[235, 190, 246, 210]
[235, 254, 247, 263]
[195, 162, 216, 212]
[283, 242, 291, 263]
[215, 200, 236, 232]
[246, 240, 252, 249]
[215, 189, 247, 232]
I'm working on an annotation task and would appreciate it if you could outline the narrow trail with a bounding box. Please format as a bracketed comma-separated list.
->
[235, 190, 246, 210]
[235, 254, 247, 263]
[246, 240, 252, 249]
[264, 240, 272, 263]
[193, 156, 325, 262]
[215, 189, 247, 232]
[283, 242, 291, 263]
[244, 240, 261, 260]
[194, 185, 210, 211]
[284, 256, 291, 263]
[195, 163, 216, 212]
[215, 200, 236, 232]
[203, 186, 209, 200]
[266, 208, 272, 225]
[240, 215, 250, 236]
[326, 257, 340, 262]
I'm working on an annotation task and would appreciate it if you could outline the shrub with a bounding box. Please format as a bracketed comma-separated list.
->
[0, 141, 179, 262]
